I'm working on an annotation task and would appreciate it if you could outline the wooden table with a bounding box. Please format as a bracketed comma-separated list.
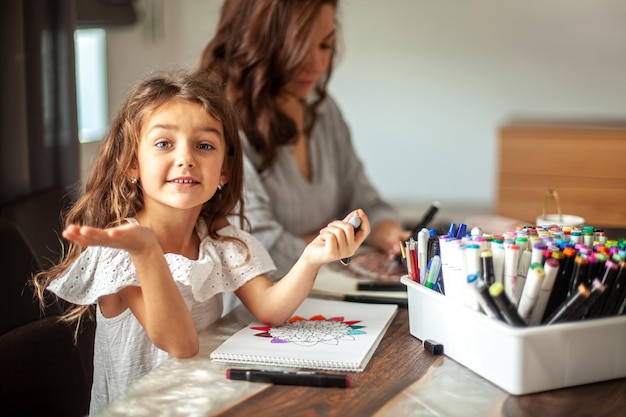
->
[96, 301, 626, 417]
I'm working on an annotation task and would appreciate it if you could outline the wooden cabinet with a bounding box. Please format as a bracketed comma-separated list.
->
[495, 123, 626, 228]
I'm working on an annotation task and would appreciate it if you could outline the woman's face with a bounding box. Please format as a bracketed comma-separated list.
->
[282, 3, 336, 99]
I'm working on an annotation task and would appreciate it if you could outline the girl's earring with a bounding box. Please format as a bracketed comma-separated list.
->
[217, 181, 225, 191]
[130, 176, 138, 184]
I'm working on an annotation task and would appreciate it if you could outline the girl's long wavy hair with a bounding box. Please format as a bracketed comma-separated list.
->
[33, 70, 245, 329]
[197, 0, 339, 172]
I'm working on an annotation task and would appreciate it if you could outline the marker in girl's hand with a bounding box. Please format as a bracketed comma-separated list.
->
[340, 212, 362, 265]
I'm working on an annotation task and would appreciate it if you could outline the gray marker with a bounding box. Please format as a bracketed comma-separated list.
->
[340, 213, 361, 265]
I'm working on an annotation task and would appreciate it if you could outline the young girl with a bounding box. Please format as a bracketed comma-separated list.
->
[33, 70, 369, 414]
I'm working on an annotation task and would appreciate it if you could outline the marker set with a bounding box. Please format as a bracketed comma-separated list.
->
[402, 223, 626, 327]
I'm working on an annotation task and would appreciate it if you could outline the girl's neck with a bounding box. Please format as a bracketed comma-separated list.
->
[134, 209, 201, 259]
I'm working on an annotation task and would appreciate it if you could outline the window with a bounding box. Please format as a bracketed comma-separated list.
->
[74, 28, 108, 143]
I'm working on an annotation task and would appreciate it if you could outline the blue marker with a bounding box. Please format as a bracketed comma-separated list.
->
[456, 223, 467, 239]
[447, 223, 457, 238]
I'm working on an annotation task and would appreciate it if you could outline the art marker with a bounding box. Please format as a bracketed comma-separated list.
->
[582, 226, 595, 248]
[492, 241, 505, 284]
[423, 339, 444, 355]
[409, 238, 420, 283]
[425, 255, 442, 289]
[340, 213, 361, 265]
[528, 257, 560, 326]
[542, 247, 576, 321]
[465, 274, 481, 312]
[583, 254, 600, 288]
[568, 255, 589, 297]
[356, 281, 407, 292]
[417, 228, 429, 281]
[515, 249, 532, 305]
[465, 244, 481, 278]
[342, 294, 408, 309]
[517, 263, 544, 323]
[489, 282, 527, 327]
[481, 250, 496, 285]
[515, 236, 529, 261]
[455, 223, 467, 239]
[585, 260, 619, 318]
[531, 243, 546, 264]
[600, 260, 626, 316]
[474, 279, 504, 321]
[447, 223, 457, 238]
[503, 244, 519, 303]
[571, 278, 606, 320]
[404, 241, 414, 280]
[544, 283, 591, 325]
[410, 201, 441, 239]
[226, 369, 350, 388]
[474, 236, 488, 252]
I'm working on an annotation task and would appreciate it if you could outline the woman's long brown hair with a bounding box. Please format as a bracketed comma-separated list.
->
[197, 0, 339, 172]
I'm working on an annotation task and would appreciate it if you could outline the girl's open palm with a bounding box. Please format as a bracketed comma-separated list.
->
[62, 223, 159, 256]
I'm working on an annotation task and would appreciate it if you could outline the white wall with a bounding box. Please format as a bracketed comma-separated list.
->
[100, 0, 626, 212]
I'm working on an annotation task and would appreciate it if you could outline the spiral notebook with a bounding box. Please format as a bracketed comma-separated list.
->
[210, 297, 398, 372]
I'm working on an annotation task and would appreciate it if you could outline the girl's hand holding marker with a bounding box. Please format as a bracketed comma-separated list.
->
[341, 212, 362, 265]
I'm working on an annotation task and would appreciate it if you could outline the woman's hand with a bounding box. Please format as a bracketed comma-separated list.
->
[368, 219, 411, 258]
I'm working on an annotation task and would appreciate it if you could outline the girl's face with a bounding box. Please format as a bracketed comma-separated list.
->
[282, 3, 336, 99]
[133, 100, 228, 215]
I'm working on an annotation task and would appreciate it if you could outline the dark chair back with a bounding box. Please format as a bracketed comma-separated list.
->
[0, 317, 94, 417]
[0, 185, 73, 270]
[0, 218, 62, 334]
[0, 218, 94, 417]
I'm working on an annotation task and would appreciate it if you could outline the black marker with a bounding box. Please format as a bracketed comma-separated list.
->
[489, 282, 527, 327]
[342, 294, 408, 309]
[543, 283, 591, 325]
[473, 279, 505, 322]
[410, 201, 441, 240]
[226, 369, 350, 388]
[356, 281, 407, 292]
[423, 339, 444, 355]
[600, 260, 626, 316]
[585, 260, 618, 318]
[340, 213, 361, 265]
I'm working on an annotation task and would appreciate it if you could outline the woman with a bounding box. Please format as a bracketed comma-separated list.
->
[197, 0, 409, 279]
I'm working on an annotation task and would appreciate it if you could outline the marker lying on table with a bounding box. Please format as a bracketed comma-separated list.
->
[226, 369, 350, 388]
[340, 213, 362, 265]
[343, 294, 408, 308]
[356, 281, 407, 291]
[423, 339, 444, 355]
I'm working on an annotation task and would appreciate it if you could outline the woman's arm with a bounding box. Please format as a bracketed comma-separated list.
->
[241, 156, 308, 278]
[63, 223, 199, 358]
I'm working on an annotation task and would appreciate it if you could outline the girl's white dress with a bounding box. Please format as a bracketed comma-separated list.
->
[47, 218, 275, 415]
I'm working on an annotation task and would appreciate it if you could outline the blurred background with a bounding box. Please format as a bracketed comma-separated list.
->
[97, 0, 626, 218]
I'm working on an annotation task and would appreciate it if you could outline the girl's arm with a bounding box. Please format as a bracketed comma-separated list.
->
[63, 224, 199, 358]
[235, 209, 370, 326]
